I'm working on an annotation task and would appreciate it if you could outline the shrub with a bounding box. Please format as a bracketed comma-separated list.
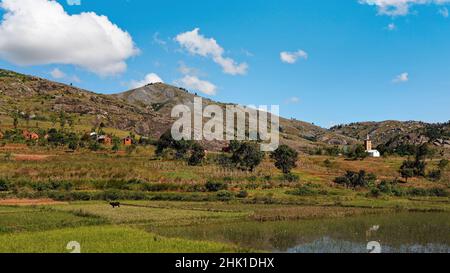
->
[333, 170, 377, 189]
[282, 173, 300, 182]
[345, 145, 368, 160]
[368, 187, 381, 198]
[188, 143, 205, 166]
[216, 190, 234, 201]
[0, 179, 9, 191]
[286, 185, 316, 196]
[427, 169, 442, 182]
[236, 190, 249, 198]
[142, 183, 180, 192]
[205, 181, 228, 192]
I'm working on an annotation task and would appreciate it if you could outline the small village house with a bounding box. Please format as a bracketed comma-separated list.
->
[22, 130, 39, 140]
[97, 135, 112, 145]
[122, 136, 133, 146]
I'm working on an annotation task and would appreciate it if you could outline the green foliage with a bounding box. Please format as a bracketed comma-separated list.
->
[345, 145, 368, 160]
[334, 170, 377, 189]
[155, 130, 205, 165]
[270, 145, 298, 174]
[427, 169, 442, 182]
[399, 159, 427, 182]
[205, 181, 228, 192]
[216, 190, 234, 201]
[236, 190, 249, 198]
[0, 179, 9, 191]
[187, 143, 205, 166]
[282, 173, 300, 182]
[230, 142, 264, 172]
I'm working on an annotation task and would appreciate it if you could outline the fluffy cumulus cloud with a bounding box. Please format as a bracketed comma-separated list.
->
[280, 50, 308, 64]
[129, 73, 163, 89]
[393, 72, 409, 83]
[359, 0, 450, 16]
[387, 22, 397, 30]
[175, 28, 248, 76]
[176, 75, 217, 96]
[0, 0, 138, 76]
[50, 68, 66, 79]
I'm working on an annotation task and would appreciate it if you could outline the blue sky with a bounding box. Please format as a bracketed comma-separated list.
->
[0, 0, 449, 128]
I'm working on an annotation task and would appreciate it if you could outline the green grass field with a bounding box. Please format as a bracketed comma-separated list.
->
[0, 140, 448, 253]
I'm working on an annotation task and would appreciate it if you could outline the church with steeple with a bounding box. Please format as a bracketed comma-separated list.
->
[364, 134, 380, 158]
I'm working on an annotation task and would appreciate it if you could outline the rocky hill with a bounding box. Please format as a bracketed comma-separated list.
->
[5, 68, 448, 152]
[330, 121, 450, 149]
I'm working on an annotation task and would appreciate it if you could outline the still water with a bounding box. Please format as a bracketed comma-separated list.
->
[153, 212, 450, 253]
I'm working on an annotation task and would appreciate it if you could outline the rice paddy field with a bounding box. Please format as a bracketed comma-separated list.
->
[0, 145, 449, 253]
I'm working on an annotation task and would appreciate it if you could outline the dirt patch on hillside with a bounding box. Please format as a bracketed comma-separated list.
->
[0, 144, 29, 151]
[0, 198, 66, 206]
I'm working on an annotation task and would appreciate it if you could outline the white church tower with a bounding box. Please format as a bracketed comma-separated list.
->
[365, 134, 380, 158]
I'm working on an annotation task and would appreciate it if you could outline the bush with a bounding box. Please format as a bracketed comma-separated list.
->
[333, 170, 377, 189]
[216, 190, 234, 201]
[368, 187, 381, 198]
[142, 183, 180, 192]
[0, 179, 9, 191]
[188, 143, 205, 166]
[427, 169, 442, 182]
[236, 190, 249, 198]
[205, 181, 228, 192]
[282, 173, 300, 182]
[286, 185, 316, 196]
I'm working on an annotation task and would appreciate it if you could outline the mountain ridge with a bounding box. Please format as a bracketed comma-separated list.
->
[1, 68, 448, 151]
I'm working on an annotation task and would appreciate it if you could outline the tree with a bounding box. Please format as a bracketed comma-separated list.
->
[68, 141, 78, 151]
[333, 170, 377, 189]
[345, 144, 368, 160]
[155, 130, 176, 156]
[231, 142, 264, 172]
[188, 143, 205, 166]
[270, 145, 298, 174]
[399, 160, 416, 183]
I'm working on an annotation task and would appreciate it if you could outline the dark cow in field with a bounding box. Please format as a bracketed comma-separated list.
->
[110, 202, 121, 208]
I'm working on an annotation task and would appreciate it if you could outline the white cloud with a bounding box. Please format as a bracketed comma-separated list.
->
[178, 62, 204, 77]
[0, 0, 138, 76]
[359, 0, 450, 16]
[280, 50, 308, 64]
[67, 0, 81, 5]
[387, 22, 397, 30]
[393, 72, 409, 83]
[50, 68, 80, 83]
[50, 68, 66, 79]
[439, 7, 449, 17]
[285, 97, 300, 104]
[129, 73, 164, 89]
[176, 75, 217, 96]
[175, 28, 248, 75]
